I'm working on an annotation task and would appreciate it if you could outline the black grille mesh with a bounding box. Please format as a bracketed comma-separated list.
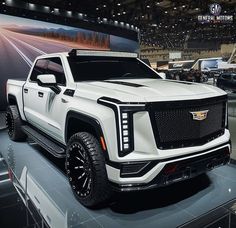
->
[150, 98, 226, 149]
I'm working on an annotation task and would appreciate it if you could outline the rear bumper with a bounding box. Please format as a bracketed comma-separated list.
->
[107, 142, 231, 192]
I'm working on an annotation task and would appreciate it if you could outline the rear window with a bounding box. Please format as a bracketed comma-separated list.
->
[67, 56, 161, 82]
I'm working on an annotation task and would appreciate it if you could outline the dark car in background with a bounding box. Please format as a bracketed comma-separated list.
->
[217, 72, 236, 92]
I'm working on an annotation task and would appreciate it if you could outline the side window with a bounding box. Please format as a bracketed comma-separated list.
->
[30, 59, 48, 82]
[45, 58, 66, 86]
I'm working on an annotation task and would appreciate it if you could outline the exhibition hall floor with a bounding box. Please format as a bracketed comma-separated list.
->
[0, 129, 236, 227]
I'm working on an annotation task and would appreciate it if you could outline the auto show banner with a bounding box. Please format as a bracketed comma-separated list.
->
[0, 13, 139, 110]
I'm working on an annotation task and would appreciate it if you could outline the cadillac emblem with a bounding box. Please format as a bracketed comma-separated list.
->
[190, 110, 209, 121]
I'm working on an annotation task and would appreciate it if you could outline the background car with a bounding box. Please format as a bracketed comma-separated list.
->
[217, 72, 236, 92]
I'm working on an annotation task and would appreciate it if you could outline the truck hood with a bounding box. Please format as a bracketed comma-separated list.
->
[75, 79, 226, 102]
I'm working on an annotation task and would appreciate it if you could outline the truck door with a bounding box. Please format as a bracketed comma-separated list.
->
[23, 57, 68, 143]
[23, 58, 49, 131]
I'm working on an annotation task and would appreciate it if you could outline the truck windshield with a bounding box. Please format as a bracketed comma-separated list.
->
[67, 56, 161, 81]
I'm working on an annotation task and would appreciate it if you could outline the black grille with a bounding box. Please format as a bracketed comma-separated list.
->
[148, 96, 227, 149]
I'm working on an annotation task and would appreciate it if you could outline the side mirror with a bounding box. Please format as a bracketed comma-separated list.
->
[37, 74, 61, 94]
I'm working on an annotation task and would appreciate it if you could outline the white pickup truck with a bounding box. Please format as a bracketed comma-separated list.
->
[6, 49, 231, 208]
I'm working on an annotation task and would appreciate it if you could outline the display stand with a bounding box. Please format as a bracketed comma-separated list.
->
[1, 129, 236, 228]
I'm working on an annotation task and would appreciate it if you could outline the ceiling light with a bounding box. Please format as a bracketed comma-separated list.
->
[117, 12, 121, 15]
[117, 3, 121, 6]
[174, 7, 177, 10]
[182, 5, 186, 8]
[165, 11, 168, 14]
[103, 4, 106, 7]
[29, 3, 35, 9]
[147, 5, 150, 8]
[96, 7, 99, 10]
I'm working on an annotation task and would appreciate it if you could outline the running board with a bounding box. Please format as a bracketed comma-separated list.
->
[22, 126, 65, 158]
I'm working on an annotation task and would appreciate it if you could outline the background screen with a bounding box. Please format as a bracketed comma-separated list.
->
[0, 13, 139, 110]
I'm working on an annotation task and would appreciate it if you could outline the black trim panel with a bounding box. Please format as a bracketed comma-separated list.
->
[104, 80, 145, 87]
[109, 144, 230, 192]
[63, 89, 75, 97]
[97, 96, 146, 157]
[107, 141, 231, 173]
[65, 111, 109, 160]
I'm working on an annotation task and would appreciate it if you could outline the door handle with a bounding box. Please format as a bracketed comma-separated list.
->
[24, 88, 28, 93]
[38, 92, 44, 98]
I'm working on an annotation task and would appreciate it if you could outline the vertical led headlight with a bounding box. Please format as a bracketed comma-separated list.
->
[98, 97, 146, 157]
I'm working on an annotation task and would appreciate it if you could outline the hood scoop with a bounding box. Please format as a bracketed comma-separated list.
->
[104, 80, 145, 88]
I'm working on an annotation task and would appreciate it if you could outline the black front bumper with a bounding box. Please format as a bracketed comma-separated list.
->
[110, 144, 231, 192]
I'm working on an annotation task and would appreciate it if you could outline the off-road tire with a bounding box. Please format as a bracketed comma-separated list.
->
[6, 105, 26, 141]
[66, 132, 112, 208]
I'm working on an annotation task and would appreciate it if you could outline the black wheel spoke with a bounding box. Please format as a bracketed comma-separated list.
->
[67, 142, 92, 198]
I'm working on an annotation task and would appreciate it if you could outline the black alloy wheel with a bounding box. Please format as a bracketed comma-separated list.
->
[66, 132, 112, 208]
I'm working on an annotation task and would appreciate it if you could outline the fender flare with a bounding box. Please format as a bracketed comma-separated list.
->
[65, 111, 110, 160]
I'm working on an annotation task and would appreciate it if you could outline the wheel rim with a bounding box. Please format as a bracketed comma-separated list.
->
[6, 112, 14, 137]
[67, 143, 92, 198]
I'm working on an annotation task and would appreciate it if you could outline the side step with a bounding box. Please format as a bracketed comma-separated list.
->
[22, 126, 66, 158]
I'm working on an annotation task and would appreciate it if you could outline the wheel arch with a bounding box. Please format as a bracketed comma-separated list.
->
[8, 94, 18, 106]
[65, 111, 109, 159]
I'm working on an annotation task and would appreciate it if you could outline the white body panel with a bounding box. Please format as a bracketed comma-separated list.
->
[7, 51, 230, 185]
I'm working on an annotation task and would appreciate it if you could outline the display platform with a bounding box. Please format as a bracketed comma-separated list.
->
[1, 129, 236, 228]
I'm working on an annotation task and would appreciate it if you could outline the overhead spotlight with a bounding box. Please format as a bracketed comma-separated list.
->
[123, 11, 126, 14]
[147, 5, 150, 8]
[174, 7, 177, 10]
[96, 7, 99, 11]
[67, 10, 72, 16]
[103, 4, 106, 7]
[29, 3, 35, 9]
[44, 6, 50, 12]
[165, 11, 168, 14]
[54, 8, 59, 14]
[182, 5, 186, 8]
[117, 3, 121, 6]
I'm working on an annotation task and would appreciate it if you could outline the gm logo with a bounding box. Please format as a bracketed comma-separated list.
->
[209, 3, 222, 16]
[190, 110, 209, 121]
